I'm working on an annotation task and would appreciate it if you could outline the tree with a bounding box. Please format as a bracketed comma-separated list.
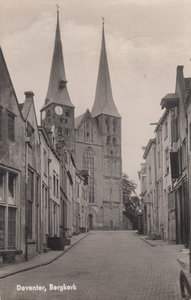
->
[122, 173, 140, 229]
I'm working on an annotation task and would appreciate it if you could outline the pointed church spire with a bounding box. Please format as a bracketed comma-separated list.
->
[43, 8, 74, 108]
[91, 20, 120, 118]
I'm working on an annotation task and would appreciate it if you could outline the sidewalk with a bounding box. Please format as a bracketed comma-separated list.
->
[139, 234, 189, 270]
[0, 232, 90, 279]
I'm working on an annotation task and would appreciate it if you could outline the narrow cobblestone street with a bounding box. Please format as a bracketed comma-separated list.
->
[0, 231, 183, 300]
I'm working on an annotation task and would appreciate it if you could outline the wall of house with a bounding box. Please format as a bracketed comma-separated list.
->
[0, 50, 26, 262]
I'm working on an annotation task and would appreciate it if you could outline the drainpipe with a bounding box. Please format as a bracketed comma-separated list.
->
[185, 115, 191, 273]
[25, 128, 28, 261]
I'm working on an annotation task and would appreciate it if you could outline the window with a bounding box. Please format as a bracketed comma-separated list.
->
[0, 106, 2, 140]
[53, 175, 56, 196]
[113, 137, 117, 145]
[182, 139, 186, 170]
[8, 112, 15, 141]
[105, 118, 109, 132]
[76, 183, 80, 198]
[165, 149, 169, 175]
[106, 136, 110, 145]
[0, 207, 5, 249]
[27, 169, 34, 239]
[0, 169, 5, 203]
[26, 122, 34, 147]
[8, 172, 16, 205]
[0, 168, 17, 249]
[164, 119, 168, 140]
[56, 178, 59, 198]
[158, 151, 161, 169]
[171, 109, 179, 142]
[8, 207, 16, 248]
[65, 129, 70, 139]
[83, 148, 94, 203]
[43, 150, 47, 175]
[58, 127, 62, 136]
[113, 119, 117, 133]
[149, 166, 151, 183]
[85, 118, 91, 142]
[157, 129, 160, 144]
[65, 110, 70, 117]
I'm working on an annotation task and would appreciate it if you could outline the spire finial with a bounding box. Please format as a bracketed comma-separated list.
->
[102, 17, 105, 27]
[56, 2, 60, 15]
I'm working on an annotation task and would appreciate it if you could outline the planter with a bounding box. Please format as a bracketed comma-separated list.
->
[79, 227, 86, 233]
[63, 238, 71, 246]
[47, 237, 65, 251]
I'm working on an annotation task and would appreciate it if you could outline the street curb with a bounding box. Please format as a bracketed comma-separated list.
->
[140, 237, 156, 247]
[0, 233, 91, 279]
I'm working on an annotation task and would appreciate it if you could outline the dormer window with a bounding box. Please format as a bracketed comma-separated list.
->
[59, 79, 67, 88]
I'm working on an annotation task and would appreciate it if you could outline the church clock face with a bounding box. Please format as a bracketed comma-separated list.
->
[42, 111, 46, 120]
[55, 105, 63, 116]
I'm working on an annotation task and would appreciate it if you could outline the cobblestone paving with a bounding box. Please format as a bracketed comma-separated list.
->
[0, 231, 182, 300]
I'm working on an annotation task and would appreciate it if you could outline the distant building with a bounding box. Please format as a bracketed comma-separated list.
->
[40, 12, 123, 230]
[140, 65, 191, 246]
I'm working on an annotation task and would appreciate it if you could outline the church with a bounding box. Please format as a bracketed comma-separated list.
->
[41, 10, 123, 230]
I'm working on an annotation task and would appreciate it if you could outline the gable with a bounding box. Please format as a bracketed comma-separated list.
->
[24, 99, 40, 144]
[0, 48, 22, 118]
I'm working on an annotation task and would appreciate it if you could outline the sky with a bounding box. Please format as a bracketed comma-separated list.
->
[1, 0, 191, 193]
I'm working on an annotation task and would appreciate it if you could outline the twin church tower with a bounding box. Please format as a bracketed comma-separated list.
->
[41, 10, 122, 229]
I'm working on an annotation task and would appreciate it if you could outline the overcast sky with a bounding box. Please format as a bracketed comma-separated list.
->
[1, 0, 191, 192]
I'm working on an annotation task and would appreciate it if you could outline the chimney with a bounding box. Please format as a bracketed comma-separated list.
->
[24, 91, 34, 101]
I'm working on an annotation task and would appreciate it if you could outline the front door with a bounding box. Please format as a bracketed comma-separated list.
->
[89, 214, 93, 230]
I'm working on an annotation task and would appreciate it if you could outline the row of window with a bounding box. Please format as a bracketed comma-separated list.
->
[105, 118, 117, 133]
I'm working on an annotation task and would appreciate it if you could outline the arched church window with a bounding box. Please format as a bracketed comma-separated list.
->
[113, 137, 117, 145]
[65, 129, 70, 139]
[85, 118, 91, 142]
[65, 110, 70, 117]
[58, 127, 62, 136]
[83, 148, 94, 203]
[107, 136, 110, 145]
[105, 117, 110, 132]
[113, 119, 117, 133]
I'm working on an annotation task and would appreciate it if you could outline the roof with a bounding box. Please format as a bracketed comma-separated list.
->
[143, 139, 156, 160]
[75, 109, 92, 129]
[91, 23, 120, 118]
[0, 47, 23, 120]
[160, 93, 179, 110]
[42, 11, 74, 109]
[75, 113, 84, 129]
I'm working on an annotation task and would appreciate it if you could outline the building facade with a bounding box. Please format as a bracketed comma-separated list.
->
[139, 65, 191, 246]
